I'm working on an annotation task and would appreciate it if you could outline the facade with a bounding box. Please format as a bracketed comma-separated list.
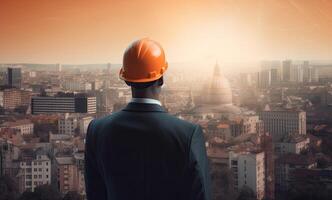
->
[1, 119, 34, 136]
[259, 111, 306, 142]
[282, 60, 292, 82]
[0, 88, 31, 110]
[18, 154, 51, 192]
[31, 96, 96, 114]
[303, 65, 319, 83]
[230, 115, 262, 137]
[0, 138, 20, 177]
[275, 135, 309, 154]
[58, 114, 78, 135]
[8, 67, 22, 88]
[229, 151, 265, 200]
[62, 80, 92, 91]
[258, 69, 271, 89]
[275, 154, 316, 191]
[290, 65, 303, 83]
[270, 68, 280, 85]
[55, 156, 82, 194]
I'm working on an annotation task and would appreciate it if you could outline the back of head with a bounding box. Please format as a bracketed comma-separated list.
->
[119, 38, 168, 87]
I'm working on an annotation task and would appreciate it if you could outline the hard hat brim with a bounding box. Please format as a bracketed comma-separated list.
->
[119, 68, 164, 83]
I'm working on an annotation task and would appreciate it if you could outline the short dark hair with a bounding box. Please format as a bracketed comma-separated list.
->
[125, 77, 163, 89]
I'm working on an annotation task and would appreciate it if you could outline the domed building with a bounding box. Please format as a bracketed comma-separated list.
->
[191, 62, 242, 119]
[206, 62, 233, 105]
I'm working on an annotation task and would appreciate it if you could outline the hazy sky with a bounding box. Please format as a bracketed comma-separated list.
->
[1, 0, 332, 64]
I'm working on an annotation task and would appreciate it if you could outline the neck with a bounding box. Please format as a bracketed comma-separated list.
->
[131, 88, 160, 100]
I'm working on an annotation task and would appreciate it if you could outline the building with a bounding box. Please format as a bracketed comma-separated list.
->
[303, 64, 319, 83]
[31, 96, 96, 114]
[56, 63, 62, 72]
[55, 156, 81, 194]
[0, 88, 32, 110]
[290, 64, 303, 83]
[270, 68, 280, 85]
[73, 152, 85, 196]
[282, 60, 292, 82]
[275, 135, 310, 154]
[260, 134, 275, 200]
[8, 67, 22, 88]
[229, 151, 265, 200]
[0, 70, 8, 86]
[259, 111, 306, 142]
[0, 119, 34, 136]
[62, 80, 92, 91]
[275, 154, 316, 191]
[258, 69, 271, 89]
[58, 114, 78, 135]
[0, 138, 20, 177]
[18, 153, 51, 193]
[191, 63, 242, 118]
[230, 115, 262, 137]
[78, 116, 94, 135]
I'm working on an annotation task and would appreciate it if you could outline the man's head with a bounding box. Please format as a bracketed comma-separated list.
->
[119, 38, 168, 99]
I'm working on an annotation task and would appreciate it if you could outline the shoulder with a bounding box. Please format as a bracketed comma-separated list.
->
[89, 112, 122, 129]
[163, 113, 197, 129]
[155, 112, 201, 139]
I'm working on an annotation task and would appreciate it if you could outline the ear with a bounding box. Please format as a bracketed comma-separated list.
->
[158, 77, 164, 86]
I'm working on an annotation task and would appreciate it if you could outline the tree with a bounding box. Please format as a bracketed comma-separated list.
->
[0, 175, 19, 200]
[19, 185, 62, 200]
[63, 191, 82, 200]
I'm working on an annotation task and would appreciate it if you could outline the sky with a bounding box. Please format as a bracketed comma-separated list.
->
[1, 0, 332, 64]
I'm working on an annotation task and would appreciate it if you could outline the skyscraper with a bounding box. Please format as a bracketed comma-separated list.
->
[282, 60, 291, 82]
[56, 63, 62, 72]
[270, 68, 280, 85]
[7, 67, 22, 88]
[258, 69, 271, 89]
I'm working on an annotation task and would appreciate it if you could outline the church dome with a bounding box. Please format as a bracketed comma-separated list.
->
[206, 63, 233, 105]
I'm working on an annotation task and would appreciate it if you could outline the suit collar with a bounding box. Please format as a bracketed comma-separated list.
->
[122, 102, 166, 113]
[130, 98, 162, 106]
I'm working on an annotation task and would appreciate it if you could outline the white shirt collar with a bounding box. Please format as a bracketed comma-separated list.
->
[130, 98, 162, 106]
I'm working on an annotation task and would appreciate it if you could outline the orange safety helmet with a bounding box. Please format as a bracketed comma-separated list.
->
[119, 38, 168, 83]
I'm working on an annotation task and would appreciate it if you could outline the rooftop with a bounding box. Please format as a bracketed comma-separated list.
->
[56, 156, 75, 165]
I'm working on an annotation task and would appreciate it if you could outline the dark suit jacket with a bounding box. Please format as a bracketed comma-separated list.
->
[85, 102, 211, 200]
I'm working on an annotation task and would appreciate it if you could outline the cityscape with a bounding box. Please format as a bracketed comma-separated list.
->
[2, 0, 332, 200]
[1, 60, 332, 200]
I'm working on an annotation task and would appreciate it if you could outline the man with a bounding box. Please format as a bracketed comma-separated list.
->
[85, 38, 211, 200]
